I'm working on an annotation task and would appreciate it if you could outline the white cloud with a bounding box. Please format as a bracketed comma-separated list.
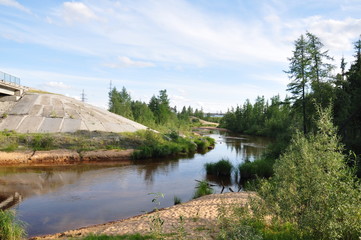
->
[45, 81, 71, 89]
[0, 0, 31, 14]
[105, 56, 155, 68]
[60, 2, 99, 24]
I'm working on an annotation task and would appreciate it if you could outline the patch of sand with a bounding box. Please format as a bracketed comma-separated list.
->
[31, 192, 254, 240]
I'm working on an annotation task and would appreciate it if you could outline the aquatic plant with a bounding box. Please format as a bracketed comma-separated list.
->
[205, 159, 233, 176]
[0, 210, 26, 240]
[173, 196, 182, 205]
[193, 180, 213, 199]
[238, 157, 274, 181]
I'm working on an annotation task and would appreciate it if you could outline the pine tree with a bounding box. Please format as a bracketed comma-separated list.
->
[285, 34, 310, 134]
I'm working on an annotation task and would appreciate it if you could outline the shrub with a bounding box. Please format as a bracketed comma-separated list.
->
[0, 210, 26, 240]
[193, 181, 213, 199]
[29, 134, 54, 150]
[238, 157, 274, 181]
[205, 159, 233, 176]
[248, 107, 361, 239]
[194, 136, 214, 151]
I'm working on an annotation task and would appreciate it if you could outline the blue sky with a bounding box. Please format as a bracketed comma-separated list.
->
[0, 0, 360, 112]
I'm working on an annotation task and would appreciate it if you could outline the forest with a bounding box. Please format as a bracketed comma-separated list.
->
[106, 32, 361, 239]
[108, 87, 211, 132]
[220, 32, 361, 176]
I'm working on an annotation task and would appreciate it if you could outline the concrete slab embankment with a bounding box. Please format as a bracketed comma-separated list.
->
[0, 93, 148, 133]
[0, 149, 134, 166]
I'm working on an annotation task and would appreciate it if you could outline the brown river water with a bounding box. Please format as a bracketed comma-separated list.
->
[0, 131, 271, 237]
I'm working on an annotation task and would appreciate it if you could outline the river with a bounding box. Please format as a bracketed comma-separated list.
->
[0, 130, 271, 237]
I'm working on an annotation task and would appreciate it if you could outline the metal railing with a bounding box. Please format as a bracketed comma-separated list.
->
[0, 71, 20, 85]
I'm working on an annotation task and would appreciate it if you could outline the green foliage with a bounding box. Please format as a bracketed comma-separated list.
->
[218, 108, 361, 240]
[238, 157, 274, 181]
[131, 100, 156, 127]
[205, 159, 233, 176]
[173, 196, 181, 205]
[0, 210, 26, 240]
[29, 134, 54, 150]
[81, 234, 155, 240]
[219, 95, 292, 139]
[132, 131, 213, 159]
[254, 108, 361, 239]
[108, 86, 134, 120]
[193, 181, 213, 199]
[193, 136, 214, 151]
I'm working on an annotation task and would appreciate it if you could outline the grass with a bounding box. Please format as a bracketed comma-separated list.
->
[132, 131, 214, 159]
[193, 136, 215, 151]
[205, 159, 233, 176]
[81, 234, 155, 240]
[193, 180, 214, 199]
[173, 196, 182, 205]
[0, 210, 26, 240]
[238, 157, 274, 181]
[0, 130, 163, 153]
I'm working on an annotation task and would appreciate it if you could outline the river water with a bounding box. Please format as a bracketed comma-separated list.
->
[0, 131, 270, 237]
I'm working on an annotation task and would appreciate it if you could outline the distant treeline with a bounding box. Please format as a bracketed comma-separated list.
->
[220, 32, 361, 174]
[108, 87, 219, 132]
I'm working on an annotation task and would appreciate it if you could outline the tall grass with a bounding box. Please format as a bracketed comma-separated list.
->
[0, 210, 26, 240]
[132, 131, 214, 159]
[194, 136, 215, 151]
[205, 159, 233, 176]
[238, 157, 274, 181]
[193, 181, 213, 199]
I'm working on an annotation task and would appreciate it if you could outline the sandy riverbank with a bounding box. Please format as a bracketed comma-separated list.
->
[30, 192, 254, 240]
[0, 149, 134, 166]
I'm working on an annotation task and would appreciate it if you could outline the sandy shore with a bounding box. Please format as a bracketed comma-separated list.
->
[30, 192, 254, 240]
[0, 149, 134, 166]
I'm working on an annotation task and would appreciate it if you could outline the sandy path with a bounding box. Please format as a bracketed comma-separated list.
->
[31, 192, 253, 240]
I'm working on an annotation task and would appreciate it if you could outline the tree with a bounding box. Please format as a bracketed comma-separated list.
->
[108, 86, 133, 119]
[306, 32, 334, 85]
[148, 90, 173, 125]
[285, 34, 311, 134]
[258, 107, 361, 239]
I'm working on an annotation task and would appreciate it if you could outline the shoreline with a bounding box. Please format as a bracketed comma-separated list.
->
[0, 149, 134, 166]
[30, 192, 254, 240]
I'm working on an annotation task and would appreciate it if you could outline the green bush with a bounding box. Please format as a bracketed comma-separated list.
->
[193, 180, 213, 199]
[0, 210, 26, 240]
[132, 133, 212, 159]
[29, 134, 54, 150]
[238, 157, 274, 181]
[205, 159, 233, 176]
[246, 107, 361, 239]
[194, 136, 214, 151]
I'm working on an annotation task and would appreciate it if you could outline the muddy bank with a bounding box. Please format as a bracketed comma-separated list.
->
[0, 149, 134, 166]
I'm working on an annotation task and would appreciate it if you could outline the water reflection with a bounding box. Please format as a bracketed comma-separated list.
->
[0, 131, 271, 237]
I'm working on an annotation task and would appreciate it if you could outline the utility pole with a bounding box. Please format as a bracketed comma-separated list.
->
[81, 89, 87, 102]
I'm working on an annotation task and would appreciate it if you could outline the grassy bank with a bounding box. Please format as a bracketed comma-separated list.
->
[0, 129, 215, 161]
[132, 131, 215, 159]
